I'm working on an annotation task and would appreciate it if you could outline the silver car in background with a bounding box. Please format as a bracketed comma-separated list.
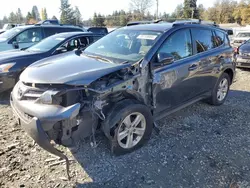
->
[232, 31, 250, 47]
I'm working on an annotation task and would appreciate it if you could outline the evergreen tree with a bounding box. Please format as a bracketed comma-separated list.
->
[8, 12, 17, 23]
[32, 6, 41, 21]
[16, 8, 23, 24]
[74, 6, 82, 25]
[52, 15, 58, 20]
[93, 13, 105, 26]
[41, 8, 48, 20]
[183, 0, 199, 19]
[60, 0, 74, 24]
[119, 14, 127, 26]
[26, 12, 33, 23]
[175, 4, 184, 18]
[2, 16, 8, 24]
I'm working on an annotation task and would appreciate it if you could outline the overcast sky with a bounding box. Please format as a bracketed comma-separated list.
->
[0, 0, 227, 20]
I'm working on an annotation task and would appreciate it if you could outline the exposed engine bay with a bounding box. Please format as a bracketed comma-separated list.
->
[11, 61, 151, 179]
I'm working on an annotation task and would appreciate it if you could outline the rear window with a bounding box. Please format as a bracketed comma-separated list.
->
[215, 30, 225, 46]
[192, 29, 216, 53]
[87, 28, 108, 34]
[44, 27, 83, 37]
[63, 28, 83, 32]
[236, 33, 250, 37]
[44, 27, 60, 37]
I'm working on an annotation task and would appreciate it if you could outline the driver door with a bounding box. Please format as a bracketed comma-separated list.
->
[152, 29, 202, 114]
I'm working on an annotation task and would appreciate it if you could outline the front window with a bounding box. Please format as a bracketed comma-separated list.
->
[0, 27, 25, 41]
[158, 29, 193, 60]
[16, 28, 42, 43]
[84, 29, 162, 63]
[27, 35, 66, 52]
[236, 33, 250, 38]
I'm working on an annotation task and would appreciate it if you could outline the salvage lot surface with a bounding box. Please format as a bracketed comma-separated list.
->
[0, 69, 250, 188]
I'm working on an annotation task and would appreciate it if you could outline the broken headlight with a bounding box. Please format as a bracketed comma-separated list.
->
[37, 90, 59, 104]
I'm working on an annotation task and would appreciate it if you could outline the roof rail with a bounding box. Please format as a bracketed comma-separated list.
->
[35, 19, 60, 26]
[126, 19, 163, 26]
[173, 19, 219, 27]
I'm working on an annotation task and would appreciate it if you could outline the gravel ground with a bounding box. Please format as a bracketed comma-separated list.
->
[0, 68, 250, 188]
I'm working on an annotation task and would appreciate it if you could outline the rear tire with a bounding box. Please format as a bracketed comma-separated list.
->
[207, 73, 230, 106]
[105, 100, 153, 155]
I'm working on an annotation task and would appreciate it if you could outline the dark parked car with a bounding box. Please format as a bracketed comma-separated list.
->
[234, 39, 250, 68]
[0, 24, 86, 52]
[11, 22, 235, 175]
[0, 32, 103, 92]
[86, 27, 108, 35]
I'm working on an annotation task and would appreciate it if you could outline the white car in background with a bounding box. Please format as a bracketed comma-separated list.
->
[0, 23, 23, 34]
[233, 31, 250, 47]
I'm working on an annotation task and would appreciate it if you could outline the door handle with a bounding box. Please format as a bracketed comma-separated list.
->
[188, 64, 198, 71]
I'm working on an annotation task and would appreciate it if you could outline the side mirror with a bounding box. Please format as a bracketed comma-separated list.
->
[227, 30, 233, 36]
[55, 46, 67, 54]
[157, 52, 174, 65]
[12, 41, 19, 49]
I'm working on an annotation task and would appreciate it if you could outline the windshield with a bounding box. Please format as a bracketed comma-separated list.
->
[27, 35, 66, 52]
[84, 29, 162, 63]
[0, 27, 24, 40]
[236, 33, 250, 38]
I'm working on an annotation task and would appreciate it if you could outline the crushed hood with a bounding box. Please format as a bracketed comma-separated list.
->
[20, 51, 130, 86]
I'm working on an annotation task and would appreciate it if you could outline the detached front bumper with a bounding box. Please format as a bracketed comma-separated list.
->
[10, 83, 80, 158]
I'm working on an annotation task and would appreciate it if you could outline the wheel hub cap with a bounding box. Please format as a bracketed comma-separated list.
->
[117, 112, 146, 149]
[217, 78, 228, 101]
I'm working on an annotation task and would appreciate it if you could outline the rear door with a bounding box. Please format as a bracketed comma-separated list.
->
[43, 27, 60, 37]
[152, 28, 202, 114]
[191, 28, 219, 92]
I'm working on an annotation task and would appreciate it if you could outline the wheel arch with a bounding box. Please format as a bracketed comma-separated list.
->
[223, 68, 234, 85]
[101, 96, 150, 139]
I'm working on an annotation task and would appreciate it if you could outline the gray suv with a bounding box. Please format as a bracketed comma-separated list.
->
[0, 24, 85, 51]
[11, 21, 236, 178]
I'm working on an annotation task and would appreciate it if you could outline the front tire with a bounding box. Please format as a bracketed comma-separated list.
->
[106, 100, 153, 155]
[208, 73, 230, 106]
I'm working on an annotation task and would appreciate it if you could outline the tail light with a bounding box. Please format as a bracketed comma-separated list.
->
[234, 47, 239, 54]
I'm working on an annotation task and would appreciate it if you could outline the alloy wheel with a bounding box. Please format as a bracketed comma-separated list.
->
[117, 112, 146, 149]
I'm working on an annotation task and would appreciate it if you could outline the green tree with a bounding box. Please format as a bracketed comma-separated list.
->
[214, 0, 237, 23]
[2, 16, 8, 24]
[16, 8, 23, 23]
[204, 7, 217, 21]
[41, 8, 48, 20]
[52, 15, 58, 20]
[120, 13, 127, 26]
[60, 0, 74, 24]
[32, 5, 40, 21]
[197, 4, 206, 20]
[183, 0, 199, 19]
[8, 12, 17, 23]
[174, 4, 184, 18]
[93, 13, 105, 26]
[73, 6, 82, 25]
[26, 12, 33, 23]
[233, 0, 248, 24]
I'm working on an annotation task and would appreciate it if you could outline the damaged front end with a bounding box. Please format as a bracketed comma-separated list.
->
[10, 61, 150, 178]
